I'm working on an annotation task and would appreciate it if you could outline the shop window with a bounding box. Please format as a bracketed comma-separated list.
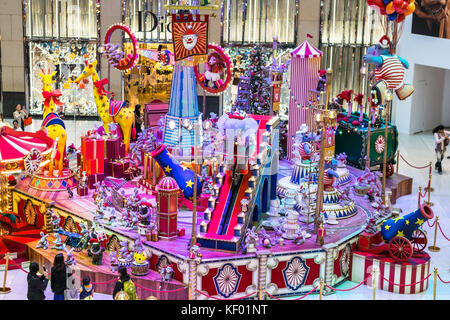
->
[24, 0, 99, 116]
[319, 0, 384, 99]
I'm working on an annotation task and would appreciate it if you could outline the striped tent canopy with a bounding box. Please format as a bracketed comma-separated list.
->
[0, 126, 53, 161]
[290, 40, 322, 59]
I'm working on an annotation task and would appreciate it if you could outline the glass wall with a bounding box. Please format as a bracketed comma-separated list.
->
[222, 0, 298, 45]
[24, 0, 99, 116]
[319, 0, 384, 99]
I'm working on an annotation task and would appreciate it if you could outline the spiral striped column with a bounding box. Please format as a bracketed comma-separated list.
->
[257, 250, 270, 300]
[188, 259, 198, 300]
[323, 248, 337, 295]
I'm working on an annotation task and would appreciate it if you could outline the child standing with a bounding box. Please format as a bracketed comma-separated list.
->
[79, 276, 94, 300]
[433, 125, 450, 175]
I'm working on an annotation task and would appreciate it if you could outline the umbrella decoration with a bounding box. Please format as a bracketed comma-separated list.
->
[0, 127, 53, 173]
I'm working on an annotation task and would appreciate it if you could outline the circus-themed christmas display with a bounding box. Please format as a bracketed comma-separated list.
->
[2, 0, 446, 303]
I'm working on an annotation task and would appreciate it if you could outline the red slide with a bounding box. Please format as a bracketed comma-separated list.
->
[222, 172, 250, 238]
[205, 174, 233, 236]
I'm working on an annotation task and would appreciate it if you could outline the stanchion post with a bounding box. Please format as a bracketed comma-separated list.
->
[188, 283, 191, 300]
[396, 150, 400, 173]
[433, 268, 438, 300]
[319, 278, 323, 300]
[259, 285, 263, 300]
[429, 216, 441, 252]
[418, 186, 422, 207]
[0, 252, 11, 294]
[372, 267, 377, 300]
[425, 162, 434, 207]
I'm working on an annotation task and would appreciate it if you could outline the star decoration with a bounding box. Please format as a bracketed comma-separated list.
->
[384, 225, 391, 230]
[164, 165, 172, 173]
[415, 218, 424, 226]
[405, 220, 410, 225]
[396, 230, 405, 237]
[393, 216, 404, 223]
[185, 179, 194, 188]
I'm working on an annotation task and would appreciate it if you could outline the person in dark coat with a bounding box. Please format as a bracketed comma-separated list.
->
[51, 253, 72, 300]
[112, 266, 132, 299]
[27, 262, 48, 300]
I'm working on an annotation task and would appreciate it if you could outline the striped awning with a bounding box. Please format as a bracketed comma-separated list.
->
[291, 40, 322, 59]
[0, 127, 53, 161]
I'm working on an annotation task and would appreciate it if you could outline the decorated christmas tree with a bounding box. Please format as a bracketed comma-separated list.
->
[244, 45, 272, 115]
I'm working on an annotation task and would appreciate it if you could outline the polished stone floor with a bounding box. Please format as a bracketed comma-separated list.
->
[1, 119, 450, 300]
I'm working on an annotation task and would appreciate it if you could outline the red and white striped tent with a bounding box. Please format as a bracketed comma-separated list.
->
[287, 40, 322, 160]
[0, 126, 53, 173]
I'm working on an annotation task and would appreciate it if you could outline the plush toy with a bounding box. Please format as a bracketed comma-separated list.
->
[363, 35, 414, 102]
[337, 90, 354, 118]
[36, 232, 49, 250]
[316, 69, 327, 92]
[199, 52, 226, 89]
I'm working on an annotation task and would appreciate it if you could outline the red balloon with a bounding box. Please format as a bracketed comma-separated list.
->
[367, 0, 387, 15]
[396, 13, 406, 22]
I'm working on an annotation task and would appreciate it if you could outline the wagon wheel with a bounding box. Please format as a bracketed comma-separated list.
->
[411, 229, 427, 253]
[388, 236, 413, 261]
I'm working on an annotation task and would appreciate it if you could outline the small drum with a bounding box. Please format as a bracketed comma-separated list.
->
[370, 80, 388, 106]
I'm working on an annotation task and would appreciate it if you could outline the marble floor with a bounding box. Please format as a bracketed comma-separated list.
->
[1, 119, 450, 300]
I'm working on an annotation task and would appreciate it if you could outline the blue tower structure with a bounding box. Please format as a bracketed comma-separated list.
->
[163, 63, 203, 148]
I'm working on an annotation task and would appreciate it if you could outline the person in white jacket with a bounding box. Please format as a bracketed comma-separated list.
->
[433, 125, 450, 175]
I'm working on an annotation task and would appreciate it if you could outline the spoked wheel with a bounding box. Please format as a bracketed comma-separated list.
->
[380, 163, 394, 178]
[411, 229, 427, 252]
[388, 236, 413, 261]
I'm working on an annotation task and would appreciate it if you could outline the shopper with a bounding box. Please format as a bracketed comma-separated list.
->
[27, 262, 49, 300]
[433, 125, 450, 175]
[79, 275, 95, 300]
[50, 253, 72, 300]
[13, 104, 27, 131]
[133, 104, 143, 141]
[12, 120, 21, 131]
[112, 266, 136, 300]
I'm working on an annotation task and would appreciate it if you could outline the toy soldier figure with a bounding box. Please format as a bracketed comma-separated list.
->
[317, 223, 326, 246]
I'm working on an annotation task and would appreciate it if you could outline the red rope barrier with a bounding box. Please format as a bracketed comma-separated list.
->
[437, 274, 450, 284]
[194, 289, 256, 300]
[8, 258, 30, 274]
[399, 154, 431, 170]
[437, 222, 450, 242]
[264, 285, 318, 300]
[380, 273, 432, 287]
[427, 219, 436, 228]
[135, 282, 188, 293]
[324, 275, 371, 291]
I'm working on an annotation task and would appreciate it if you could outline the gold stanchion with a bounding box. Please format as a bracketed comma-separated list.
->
[425, 162, 434, 207]
[319, 278, 323, 300]
[396, 150, 400, 173]
[188, 283, 191, 300]
[0, 252, 11, 294]
[433, 268, 438, 300]
[429, 216, 441, 252]
[418, 186, 422, 207]
[372, 267, 377, 300]
[259, 285, 263, 300]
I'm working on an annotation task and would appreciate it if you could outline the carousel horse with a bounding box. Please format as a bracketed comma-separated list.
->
[73, 60, 135, 153]
[39, 71, 67, 177]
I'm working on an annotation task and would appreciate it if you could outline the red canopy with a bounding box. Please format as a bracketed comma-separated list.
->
[0, 126, 53, 161]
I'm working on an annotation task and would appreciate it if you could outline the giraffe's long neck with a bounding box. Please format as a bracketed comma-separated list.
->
[42, 85, 56, 119]
[91, 70, 109, 115]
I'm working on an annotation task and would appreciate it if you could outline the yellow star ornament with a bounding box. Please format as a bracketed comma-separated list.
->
[384, 224, 391, 231]
[396, 230, 405, 237]
[164, 165, 172, 173]
[415, 218, 424, 226]
[185, 179, 194, 188]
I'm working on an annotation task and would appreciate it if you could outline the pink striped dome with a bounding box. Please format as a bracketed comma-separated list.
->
[291, 40, 322, 59]
[158, 176, 179, 191]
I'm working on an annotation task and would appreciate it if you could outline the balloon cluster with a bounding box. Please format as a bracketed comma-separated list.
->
[367, 0, 415, 22]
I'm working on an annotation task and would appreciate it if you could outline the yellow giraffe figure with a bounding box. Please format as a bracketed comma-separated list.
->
[73, 60, 135, 153]
[39, 71, 67, 177]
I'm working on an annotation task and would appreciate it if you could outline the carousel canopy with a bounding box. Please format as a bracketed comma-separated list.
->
[0, 127, 53, 161]
[290, 40, 322, 59]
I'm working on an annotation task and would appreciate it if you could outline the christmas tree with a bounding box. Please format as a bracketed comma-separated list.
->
[243, 45, 272, 115]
